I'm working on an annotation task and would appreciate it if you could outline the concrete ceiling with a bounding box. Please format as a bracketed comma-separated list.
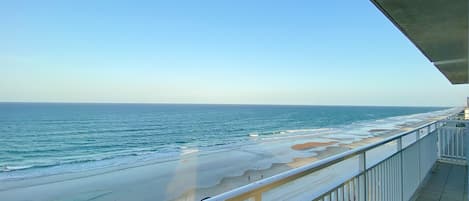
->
[371, 0, 469, 84]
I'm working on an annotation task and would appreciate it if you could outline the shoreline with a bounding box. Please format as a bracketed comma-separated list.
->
[178, 125, 412, 201]
[0, 109, 457, 201]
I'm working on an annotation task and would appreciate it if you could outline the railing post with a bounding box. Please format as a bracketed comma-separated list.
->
[437, 123, 441, 160]
[417, 129, 422, 182]
[462, 123, 469, 162]
[464, 122, 469, 201]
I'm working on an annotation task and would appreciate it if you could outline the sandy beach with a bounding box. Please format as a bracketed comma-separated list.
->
[0, 110, 454, 201]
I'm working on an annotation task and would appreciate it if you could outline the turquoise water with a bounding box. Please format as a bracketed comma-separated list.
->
[0, 103, 447, 178]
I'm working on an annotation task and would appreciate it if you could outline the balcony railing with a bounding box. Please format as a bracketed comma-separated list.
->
[207, 117, 468, 201]
[438, 120, 466, 164]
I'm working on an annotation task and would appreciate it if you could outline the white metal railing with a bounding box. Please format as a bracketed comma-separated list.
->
[206, 117, 468, 201]
[437, 120, 467, 163]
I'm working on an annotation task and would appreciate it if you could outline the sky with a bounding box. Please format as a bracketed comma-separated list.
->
[1, 0, 467, 107]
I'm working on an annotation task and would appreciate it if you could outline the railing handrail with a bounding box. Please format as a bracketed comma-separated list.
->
[207, 120, 444, 201]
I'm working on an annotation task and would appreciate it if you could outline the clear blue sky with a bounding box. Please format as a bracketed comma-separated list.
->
[1, 0, 467, 106]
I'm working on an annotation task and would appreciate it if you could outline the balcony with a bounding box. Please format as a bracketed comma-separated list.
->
[206, 116, 469, 201]
[414, 162, 467, 201]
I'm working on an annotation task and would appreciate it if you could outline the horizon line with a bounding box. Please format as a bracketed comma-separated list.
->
[0, 101, 459, 108]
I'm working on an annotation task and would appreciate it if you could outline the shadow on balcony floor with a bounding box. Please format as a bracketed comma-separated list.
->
[415, 162, 467, 201]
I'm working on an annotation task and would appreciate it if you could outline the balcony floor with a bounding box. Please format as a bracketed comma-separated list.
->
[415, 162, 467, 201]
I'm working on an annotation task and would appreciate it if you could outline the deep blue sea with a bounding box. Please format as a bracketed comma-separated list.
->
[0, 103, 448, 179]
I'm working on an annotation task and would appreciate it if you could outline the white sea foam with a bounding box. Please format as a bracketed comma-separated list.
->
[3, 165, 34, 172]
[181, 148, 199, 155]
[249, 132, 259, 137]
[254, 107, 458, 146]
[0, 107, 459, 182]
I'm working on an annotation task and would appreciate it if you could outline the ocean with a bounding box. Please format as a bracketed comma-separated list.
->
[0, 103, 450, 180]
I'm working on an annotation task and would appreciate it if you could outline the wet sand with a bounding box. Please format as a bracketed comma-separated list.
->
[0, 110, 457, 201]
[176, 127, 418, 200]
[179, 119, 440, 201]
[368, 129, 390, 132]
[291, 141, 337, 150]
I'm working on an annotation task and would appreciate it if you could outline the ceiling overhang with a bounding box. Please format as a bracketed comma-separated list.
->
[371, 0, 469, 84]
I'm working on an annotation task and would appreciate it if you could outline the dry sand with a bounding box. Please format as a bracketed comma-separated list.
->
[0, 111, 455, 201]
[179, 123, 432, 201]
[291, 141, 337, 150]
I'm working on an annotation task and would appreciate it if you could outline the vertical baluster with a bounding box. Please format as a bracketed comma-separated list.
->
[376, 163, 383, 201]
[392, 156, 395, 201]
[457, 130, 460, 157]
[399, 148, 403, 201]
[395, 138, 401, 201]
[459, 129, 463, 158]
[438, 128, 445, 158]
[376, 165, 380, 201]
[417, 130, 422, 183]
[336, 186, 339, 201]
[359, 152, 366, 201]
[459, 129, 462, 157]
[385, 161, 388, 201]
[394, 156, 397, 201]
[459, 129, 465, 159]
[341, 186, 345, 201]
[437, 128, 441, 159]
[356, 176, 361, 201]
[450, 130, 453, 157]
[378, 165, 382, 201]
[455, 129, 458, 157]
[442, 129, 445, 157]
[341, 186, 344, 201]
[372, 167, 376, 201]
[445, 129, 449, 157]
[382, 160, 386, 201]
[378, 164, 382, 201]
[389, 157, 392, 201]
[368, 169, 372, 201]
[375, 167, 379, 201]
[455, 129, 461, 158]
[357, 178, 360, 201]
[358, 174, 363, 201]
[372, 168, 376, 201]
[452, 129, 455, 157]
[452, 130, 455, 157]
[448, 128, 451, 157]
[343, 184, 346, 201]
[366, 171, 370, 201]
[391, 157, 394, 201]
[386, 158, 390, 201]
[336, 188, 340, 201]
[367, 170, 371, 201]
[344, 182, 349, 201]
[352, 177, 356, 201]
[461, 131, 466, 157]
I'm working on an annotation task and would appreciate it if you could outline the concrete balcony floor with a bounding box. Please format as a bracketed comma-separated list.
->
[415, 162, 467, 201]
